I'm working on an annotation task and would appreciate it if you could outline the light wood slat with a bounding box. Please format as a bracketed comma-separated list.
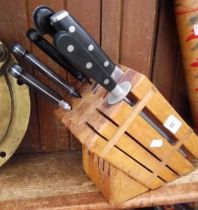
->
[136, 78, 198, 159]
[56, 66, 198, 203]
[98, 100, 194, 176]
[83, 146, 148, 204]
[101, 0, 122, 63]
[87, 129, 164, 189]
[86, 111, 178, 182]
[99, 88, 155, 157]
[120, 0, 158, 76]
[148, 92, 198, 158]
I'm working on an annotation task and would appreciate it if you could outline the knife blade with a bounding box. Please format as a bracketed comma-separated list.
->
[11, 43, 81, 98]
[8, 63, 71, 110]
[49, 9, 184, 152]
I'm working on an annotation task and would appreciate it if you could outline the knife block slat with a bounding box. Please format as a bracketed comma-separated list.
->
[56, 66, 198, 204]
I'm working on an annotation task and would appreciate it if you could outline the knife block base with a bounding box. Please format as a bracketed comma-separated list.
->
[82, 145, 148, 204]
[56, 66, 198, 204]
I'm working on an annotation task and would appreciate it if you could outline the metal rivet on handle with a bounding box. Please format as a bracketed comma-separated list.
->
[88, 44, 94, 51]
[69, 26, 76, 33]
[67, 45, 75, 52]
[104, 61, 109, 67]
[104, 79, 110, 85]
[86, 62, 92, 69]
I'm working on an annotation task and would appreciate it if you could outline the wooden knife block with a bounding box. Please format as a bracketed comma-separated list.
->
[56, 66, 198, 205]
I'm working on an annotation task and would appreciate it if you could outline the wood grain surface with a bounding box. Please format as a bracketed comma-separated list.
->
[101, 0, 122, 63]
[0, 0, 193, 152]
[152, 0, 179, 101]
[0, 1, 196, 208]
[27, 0, 70, 152]
[0, 0, 41, 153]
[0, 152, 197, 209]
[66, 0, 101, 150]
[120, 0, 158, 76]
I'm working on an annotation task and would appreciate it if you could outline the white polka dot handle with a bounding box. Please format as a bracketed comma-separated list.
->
[53, 31, 118, 93]
[50, 10, 117, 76]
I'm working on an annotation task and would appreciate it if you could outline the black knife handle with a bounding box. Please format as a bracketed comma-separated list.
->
[26, 29, 88, 83]
[53, 31, 117, 92]
[8, 63, 62, 104]
[50, 10, 116, 75]
[10, 43, 81, 98]
[33, 5, 56, 36]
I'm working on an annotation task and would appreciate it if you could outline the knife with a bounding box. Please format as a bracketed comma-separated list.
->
[32, 6, 88, 83]
[49, 9, 182, 150]
[52, 30, 131, 103]
[33, 7, 126, 98]
[33, 5, 56, 36]
[50, 10, 128, 102]
[8, 63, 71, 110]
[50, 10, 123, 82]
[11, 43, 81, 98]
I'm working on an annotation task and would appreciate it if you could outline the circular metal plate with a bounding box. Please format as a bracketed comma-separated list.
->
[0, 55, 30, 167]
[0, 76, 12, 143]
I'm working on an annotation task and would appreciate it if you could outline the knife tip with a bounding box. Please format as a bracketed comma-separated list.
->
[71, 91, 81, 98]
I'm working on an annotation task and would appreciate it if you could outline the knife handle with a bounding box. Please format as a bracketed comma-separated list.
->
[26, 29, 88, 83]
[8, 63, 71, 110]
[50, 10, 116, 75]
[54, 31, 117, 92]
[33, 5, 56, 36]
[11, 42, 81, 98]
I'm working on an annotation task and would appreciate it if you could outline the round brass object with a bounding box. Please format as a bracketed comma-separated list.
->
[0, 75, 12, 143]
[0, 42, 30, 167]
[0, 46, 7, 62]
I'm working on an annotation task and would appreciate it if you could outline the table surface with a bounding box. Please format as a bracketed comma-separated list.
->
[0, 151, 197, 210]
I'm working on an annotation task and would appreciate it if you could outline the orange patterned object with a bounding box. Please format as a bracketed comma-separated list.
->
[175, 0, 198, 131]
